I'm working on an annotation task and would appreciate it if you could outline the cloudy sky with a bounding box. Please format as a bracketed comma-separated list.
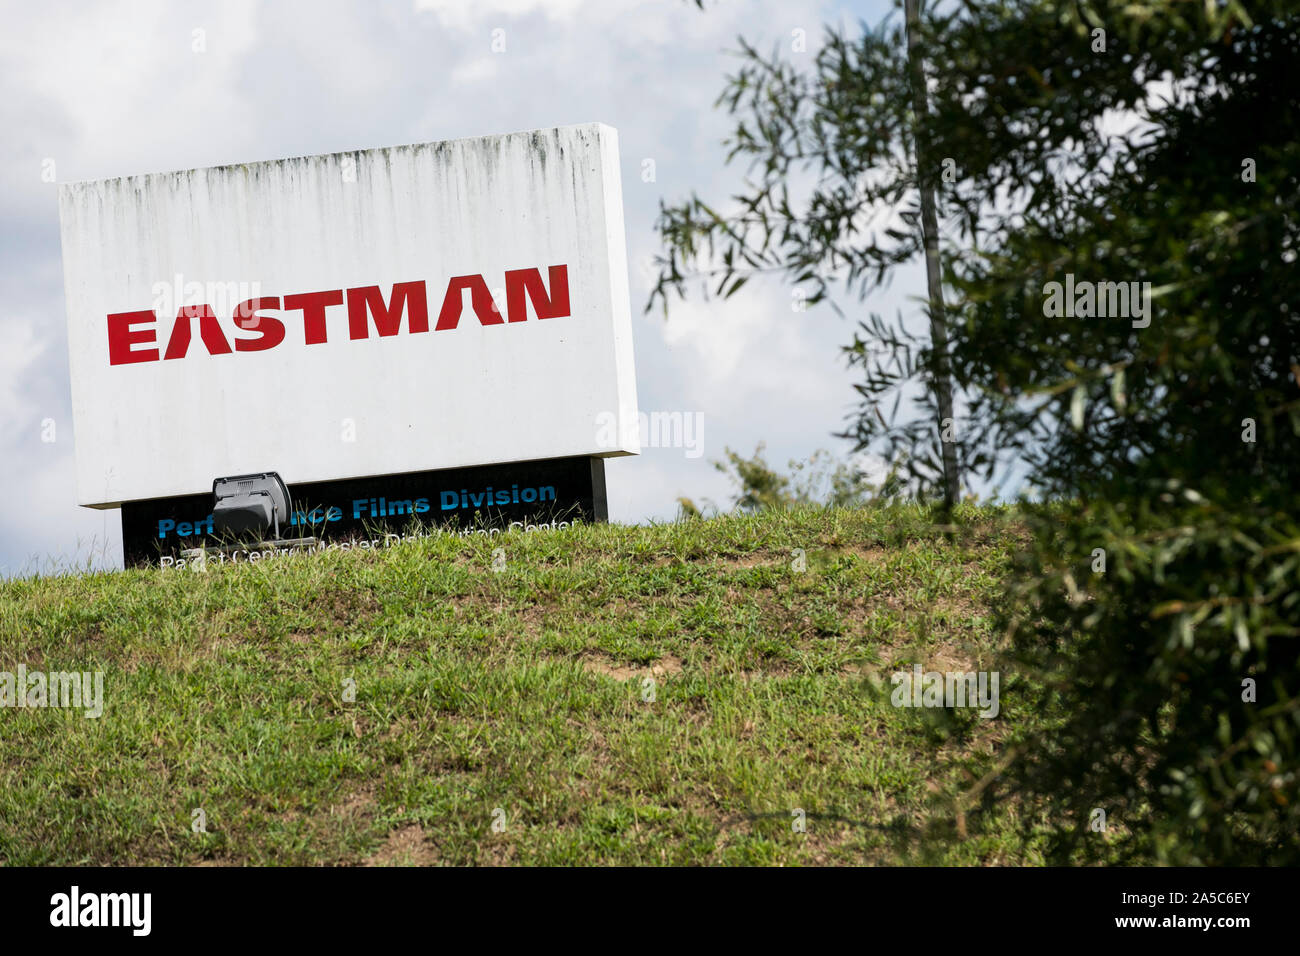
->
[0, 0, 926, 575]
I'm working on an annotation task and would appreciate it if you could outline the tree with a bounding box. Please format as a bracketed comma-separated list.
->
[658, 0, 1300, 863]
[904, 0, 960, 509]
[683, 443, 884, 515]
[651, 6, 968, 504]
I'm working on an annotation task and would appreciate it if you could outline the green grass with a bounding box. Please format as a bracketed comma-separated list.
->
[0, 503, 1047, 865]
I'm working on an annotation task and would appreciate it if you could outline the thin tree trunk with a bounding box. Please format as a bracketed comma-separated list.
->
[905, 0, 960, 510]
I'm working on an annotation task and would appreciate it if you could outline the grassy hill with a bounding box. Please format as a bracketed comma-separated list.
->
[0, 504, 1045, 865]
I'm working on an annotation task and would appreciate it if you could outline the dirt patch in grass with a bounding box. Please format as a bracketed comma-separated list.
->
[301, 588, 381, 628]
[717, 553, 774, 570]
[364, 823, 438, 866]
[327, 783, 379, 821]
[480, 838, 518, 866]
[582, 653, 684, 682]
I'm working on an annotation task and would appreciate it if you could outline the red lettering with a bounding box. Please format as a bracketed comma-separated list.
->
[283, 289, 343, 345]
[346, 281, 429, 339]
[162, 305, 231, 360]
[106, 311, 159, 365]
[435, 275, 503, 331]
[233, 298, 286, 352]
[162, 312, 189, 360]
[108, 267, 564, 365]
[504, 265, 570, 323]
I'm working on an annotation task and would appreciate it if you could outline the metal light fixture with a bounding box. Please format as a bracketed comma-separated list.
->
[179, 471, 317, 562]
[211, 472, 291, 540]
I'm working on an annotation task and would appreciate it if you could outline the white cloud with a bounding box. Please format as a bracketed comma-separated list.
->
[450, 56, 500, 85]
[0, 317, 45, 443]
[656, 284, 855, 418]
[413, 0, 592, 32]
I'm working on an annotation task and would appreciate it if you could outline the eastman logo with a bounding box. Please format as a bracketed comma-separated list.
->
[104, 264, 570, 366]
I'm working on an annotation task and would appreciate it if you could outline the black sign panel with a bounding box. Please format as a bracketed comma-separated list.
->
[121, 456, 607, 567]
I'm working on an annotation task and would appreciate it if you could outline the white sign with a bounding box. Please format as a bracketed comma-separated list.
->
[58, 123, 639, 508]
